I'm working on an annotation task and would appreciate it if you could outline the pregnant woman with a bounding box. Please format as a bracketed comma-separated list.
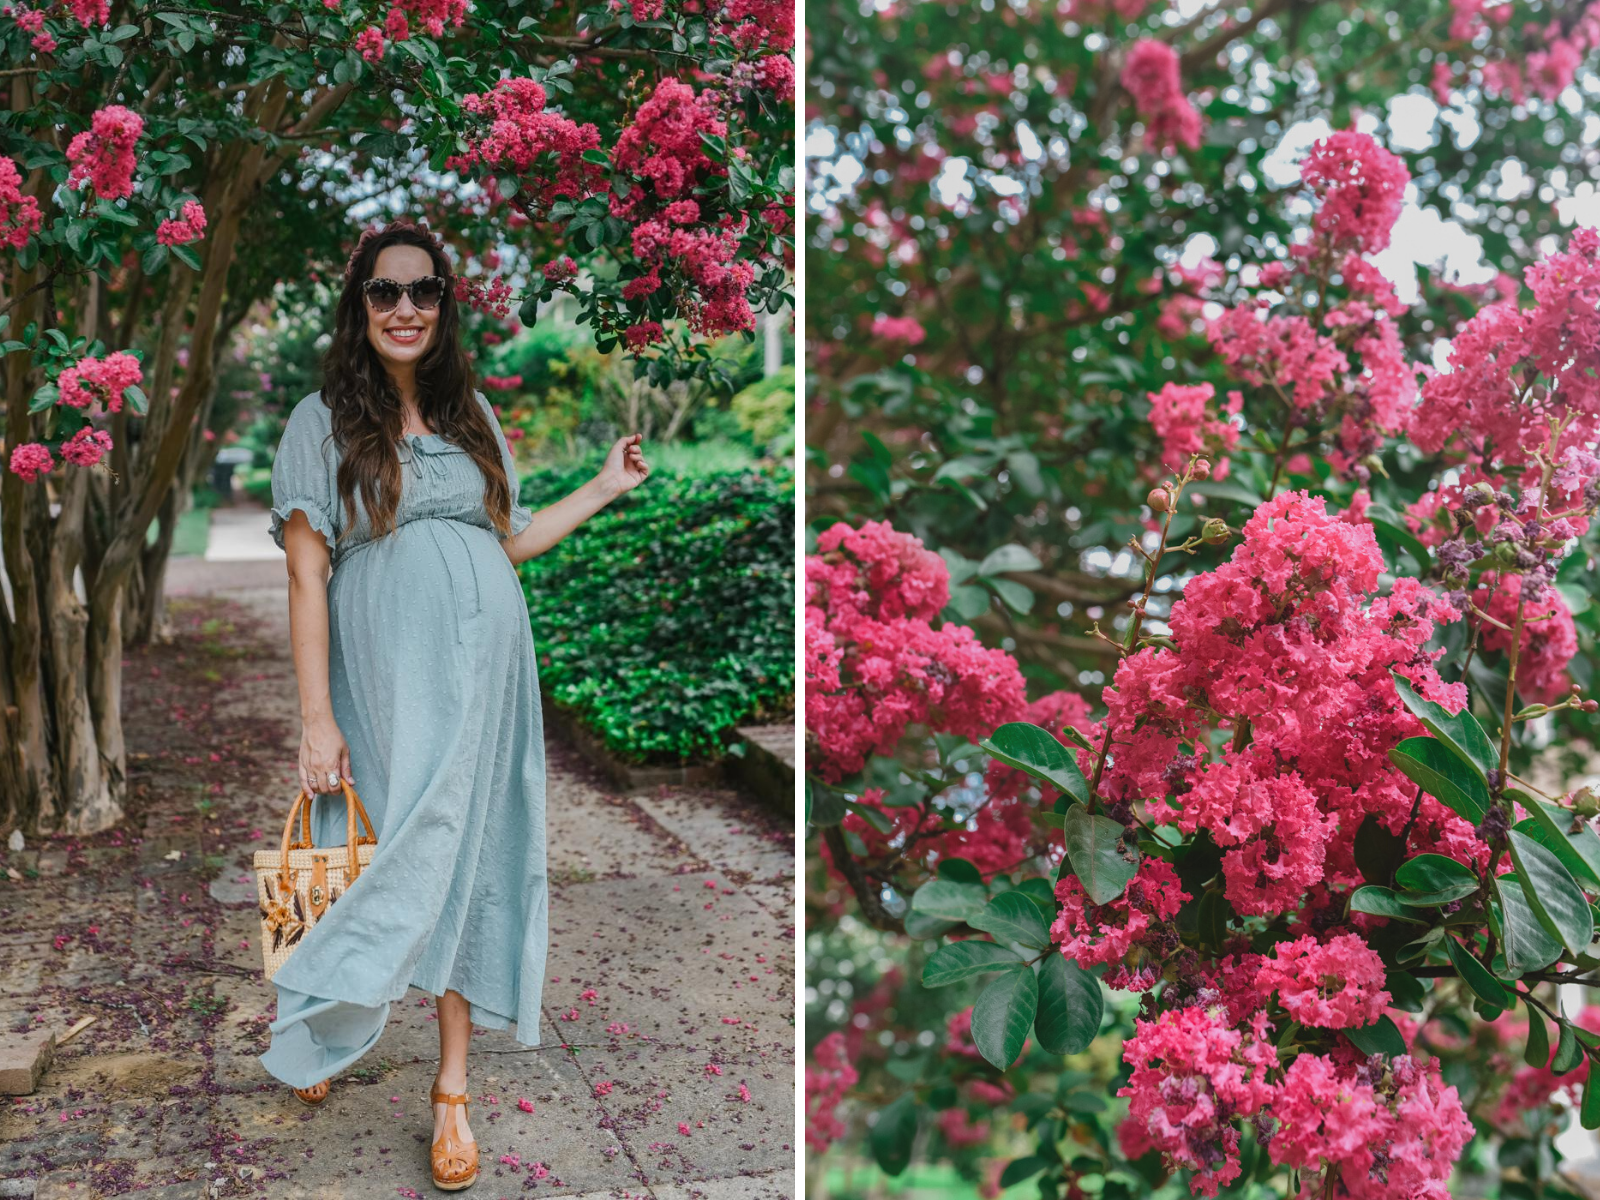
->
[259, 218, 648, 1191]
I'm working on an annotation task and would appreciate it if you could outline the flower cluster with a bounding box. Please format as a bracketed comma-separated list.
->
[1118, 1004, 1279, 1195]
[1145, 382, 1241, 480]
[872, 315, 927, 346]
[7, 441, 54, 483]
[1268, 1052, 1472, 1199]
[1411, 228, 1600, 480]
[1099, 492, 1470, 914]
[610, 81, 757, 339]
[0, 154, 42, 250]
[804, 1032, 858, 1153]
[1052, 857, 1189, 991]
[1120, 40, 1201, 153]
[807, 521, 1025, 782]
[1297, 130, 1409, 256]
[1254, 934, 1389, 1029]
[60, 426, 113, 468]
[447, 77, 604, 210]
[57, 351, 143, 414]
[65, 105, 143, 201]
[454, 274, 514, 319]
[155, 200, 207, 247]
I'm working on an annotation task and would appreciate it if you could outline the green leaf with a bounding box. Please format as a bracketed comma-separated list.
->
[1583, 1072, 1600, 1130]
[1387, 737, 1490, 824]
[1344, 1015, 1406, 1059]
[869, 1093, 919, 1176]
[1347, 885, 1430, 925]
[1508, 829, 1595, 956]
[170, 244, 202, 272]
[1394, 854, 1480, 905]
[1495, 875, 1566, 973]
[1060, 806, 1138, 905]
[1512, 789, 1600, 889]
[1367, 503, 1433, 576]
[1389, 672, 1498, 780]
[938, 857, 984, 885]
[1034, 952, 1102, 1056]
[903, 910, 957, 939]
[922, 941, 1024, 987]
[122, 383, 147, 416]
[988, 577, 1035, 614]
[1384, 969, 1426, 1013]
[969, 891, 1052, 949]
[999, 1157, 1046, 1188]
[971, 966, 1038, 1070]
[1524, 999, 1551, 1068]
[28, 383, 58, 413]
[910, 879, 988, 924]
[1446, 937, 1510, 1009]
[808, 788, 846, 827]
[977, 543, 1043, 576]
[1354, 814, 1406, 887]
[1553, 1020, 1584, 1076]
[980, 723, 1089, 805]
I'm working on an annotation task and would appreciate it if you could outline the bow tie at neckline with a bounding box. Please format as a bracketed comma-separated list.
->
[397, 432, 468, 463]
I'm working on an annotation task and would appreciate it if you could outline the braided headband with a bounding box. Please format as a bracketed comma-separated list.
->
[342, 216, 448, 283]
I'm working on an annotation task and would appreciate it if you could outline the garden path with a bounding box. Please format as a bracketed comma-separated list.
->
[0, 510, 796, 1200]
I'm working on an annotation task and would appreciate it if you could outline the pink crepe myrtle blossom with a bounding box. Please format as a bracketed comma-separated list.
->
[57, 351, 143, 414]
[1267, 1052, 1471, 1198]
[8, 441, 54, 483]
[155, 200, 207, 247]
[1298, 130, 1410, 255]
[805, 1031, 858, 1152]
[1117, 1004, 1279, 1196]
[1254, 934, 1390, 1029]
[1145, 381, 1242, 479]
[871, 314, 927, 345]
[1473, 573, 1578, 705]
[807, 521, 1026, 782]
[0, 155, 42, 249]
[1052, 857, 1189, 990]
[448, 77, 604, 209]
[354, 25, 386, 61]
[59, 426, 113, 468]
[1120, 40, 1202, 153]
[65, 105, 143, 200]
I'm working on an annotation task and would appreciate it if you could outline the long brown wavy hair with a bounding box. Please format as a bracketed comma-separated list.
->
[320, 220, 513, 544]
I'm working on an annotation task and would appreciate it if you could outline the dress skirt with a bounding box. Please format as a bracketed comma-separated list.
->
[259, 514, 548, 1089]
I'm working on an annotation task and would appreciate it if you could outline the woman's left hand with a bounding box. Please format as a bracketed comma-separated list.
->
[598, 433, 649, 497]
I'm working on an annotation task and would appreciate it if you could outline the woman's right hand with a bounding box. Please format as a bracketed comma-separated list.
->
[300, 713, 352, 796]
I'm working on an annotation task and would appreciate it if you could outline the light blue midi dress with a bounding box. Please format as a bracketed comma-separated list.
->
[258, 388, 547, 1090]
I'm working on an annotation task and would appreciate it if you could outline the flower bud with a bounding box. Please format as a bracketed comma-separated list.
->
[1191, 458, 1211, 480]
[1201, 517, 1232, 545]
[1148, 487, 1172, 514]
[1570, 786, 1600, 818]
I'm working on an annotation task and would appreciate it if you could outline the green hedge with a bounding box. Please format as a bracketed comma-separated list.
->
[517, 463, 794, 764]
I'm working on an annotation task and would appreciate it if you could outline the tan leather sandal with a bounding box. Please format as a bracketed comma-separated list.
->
[292, 1078, 329, 1106]
[429, 1089, 479, 1191]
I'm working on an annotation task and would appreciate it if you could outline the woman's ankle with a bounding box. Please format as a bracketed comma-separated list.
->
[433, 1068, 469, 1095]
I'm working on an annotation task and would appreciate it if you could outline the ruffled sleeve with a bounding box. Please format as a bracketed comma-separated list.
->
[268, 394, 340, 555]
[475, 390, 534, 539]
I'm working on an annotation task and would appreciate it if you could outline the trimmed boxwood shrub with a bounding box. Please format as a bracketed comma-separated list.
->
[516, 464, 794, 764]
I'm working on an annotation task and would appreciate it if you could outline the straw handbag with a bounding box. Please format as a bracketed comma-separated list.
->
[253, 778, 378, 980]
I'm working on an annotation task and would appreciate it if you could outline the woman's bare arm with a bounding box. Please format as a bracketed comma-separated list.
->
[500, 433, 649, 568]
[282, 511, 350, 796]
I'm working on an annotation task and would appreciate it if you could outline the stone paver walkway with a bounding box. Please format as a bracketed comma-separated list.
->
[0, 528, 795, 1200]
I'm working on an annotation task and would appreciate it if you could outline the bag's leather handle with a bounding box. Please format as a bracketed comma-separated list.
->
[277, 778, 378, 891]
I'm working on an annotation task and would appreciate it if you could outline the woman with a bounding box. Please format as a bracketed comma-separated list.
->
[259, 218, 648, 1191]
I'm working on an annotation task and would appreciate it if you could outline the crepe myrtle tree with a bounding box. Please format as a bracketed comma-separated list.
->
[803, 117, 1600, 1199]
[0, 0, 793, 834]
[805, 0, 1600, 780]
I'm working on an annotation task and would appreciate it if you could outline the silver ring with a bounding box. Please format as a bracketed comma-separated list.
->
[327, 772, 339, 787]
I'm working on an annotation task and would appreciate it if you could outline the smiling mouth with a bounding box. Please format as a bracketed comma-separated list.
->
[384, 327, 423, 344]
